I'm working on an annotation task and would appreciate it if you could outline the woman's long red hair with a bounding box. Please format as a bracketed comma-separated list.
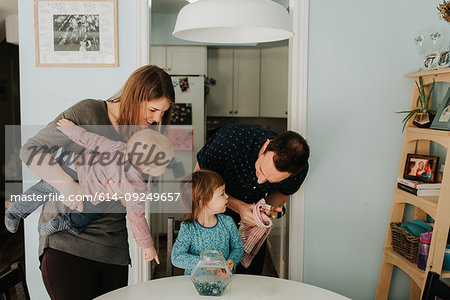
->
[109, 65, 175, 138]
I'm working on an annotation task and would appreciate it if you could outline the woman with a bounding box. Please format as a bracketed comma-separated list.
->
[18, 65, 175, 300]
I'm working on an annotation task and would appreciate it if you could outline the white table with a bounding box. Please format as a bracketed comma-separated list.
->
[95, 275, 350, 300]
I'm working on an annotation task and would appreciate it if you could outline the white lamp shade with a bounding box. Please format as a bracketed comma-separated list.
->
[173, 0, 293, 44]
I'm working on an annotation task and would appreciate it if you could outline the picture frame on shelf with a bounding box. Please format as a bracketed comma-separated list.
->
[403, 153, 439, 183]
[430, 87, 450, 131]
[437, 48, 449, 69]
[34, 0, 118, 67]
[421, 51, 440, 71]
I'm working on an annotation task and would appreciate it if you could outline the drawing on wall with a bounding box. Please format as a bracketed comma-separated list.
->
[34, 0, 118, 66]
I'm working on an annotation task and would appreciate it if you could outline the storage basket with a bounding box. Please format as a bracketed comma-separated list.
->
[390, 222, 420, 263]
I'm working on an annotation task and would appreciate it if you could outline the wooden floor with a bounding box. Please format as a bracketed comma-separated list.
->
[152, 235, 278, 279]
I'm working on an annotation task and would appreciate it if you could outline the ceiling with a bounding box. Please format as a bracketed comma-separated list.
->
[152, 0, 289, 14]
[0, 0, 18, 42]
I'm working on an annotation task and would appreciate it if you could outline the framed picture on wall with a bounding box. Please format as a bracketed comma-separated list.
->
[34, 0, 118, 67]
[421, 51, 439, 71]
[403, 154, 439, 183]
[431, 87, 450, 131]
[437, 49, 449, 69]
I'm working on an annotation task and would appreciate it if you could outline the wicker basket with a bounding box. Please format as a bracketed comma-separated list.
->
[390, 222, 420, 264]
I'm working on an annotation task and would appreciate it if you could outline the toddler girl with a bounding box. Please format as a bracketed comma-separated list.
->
[171, 170, 244, 274]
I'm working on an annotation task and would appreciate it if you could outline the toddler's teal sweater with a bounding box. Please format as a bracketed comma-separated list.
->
[171, 214, 244, 275]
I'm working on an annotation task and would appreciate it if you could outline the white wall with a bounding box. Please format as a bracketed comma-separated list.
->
[18, 1, 138, 298]
[305, 0, 448, 299]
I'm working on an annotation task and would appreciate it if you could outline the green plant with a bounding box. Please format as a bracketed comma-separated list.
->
[396, 76, 436, 131]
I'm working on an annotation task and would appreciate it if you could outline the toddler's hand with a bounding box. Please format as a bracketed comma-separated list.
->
[211, 260, 234, 279]
[56, 118, 75, 136]
[226, 259, 234, 271]
[144, 246, 160, 264]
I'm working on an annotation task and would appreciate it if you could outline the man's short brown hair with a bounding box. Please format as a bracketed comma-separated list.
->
[265, 131, 309, 175]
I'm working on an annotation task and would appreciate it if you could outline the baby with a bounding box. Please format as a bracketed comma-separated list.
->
[6, 119, 174, 263]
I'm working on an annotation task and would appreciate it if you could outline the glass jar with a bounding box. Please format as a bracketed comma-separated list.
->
[190, 250, 232, 296]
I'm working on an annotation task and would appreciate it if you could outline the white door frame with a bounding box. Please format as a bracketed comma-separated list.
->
[136, 0, 309, 283]
[135, 0, 151, 283]
[287, 0, 309, 282]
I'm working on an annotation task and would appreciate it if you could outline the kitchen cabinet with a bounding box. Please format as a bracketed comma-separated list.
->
[150, 46, 166, 70]
[150, 46, 207, 75]
[207, 48, 260, 117]
[260, 46, 288, 118]
[206, 48, 234, 116]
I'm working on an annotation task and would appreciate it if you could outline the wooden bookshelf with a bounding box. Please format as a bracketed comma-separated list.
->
[375, 70, 450, 300]
[384, 247, 425, 285]
[404, 68, 450, 79]
[393, 188, 439, 219]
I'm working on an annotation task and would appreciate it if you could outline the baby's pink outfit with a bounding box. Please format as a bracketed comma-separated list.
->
[67, 125, 153, 248]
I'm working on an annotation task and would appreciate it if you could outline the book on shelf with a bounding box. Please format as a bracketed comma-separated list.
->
[397, 183, 441, 196]
[396, 177, 441, 190]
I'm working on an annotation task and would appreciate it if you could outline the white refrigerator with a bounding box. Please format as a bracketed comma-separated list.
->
[170, 75, 205, 164]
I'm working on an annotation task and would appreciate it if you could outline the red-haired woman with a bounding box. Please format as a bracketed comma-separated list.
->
[13, 65, 174, 300]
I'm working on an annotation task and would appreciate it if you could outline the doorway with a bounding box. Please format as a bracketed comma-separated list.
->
[0, 39, 23, 275]
[147, 0, 297, 280]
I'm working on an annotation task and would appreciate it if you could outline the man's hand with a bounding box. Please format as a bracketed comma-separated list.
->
[56, 118, 75, 136]
[238, 202, 257, 227]
[262, 205, 283, 219]
[144, 246, 160, 264]
[59, 181, 84, 212]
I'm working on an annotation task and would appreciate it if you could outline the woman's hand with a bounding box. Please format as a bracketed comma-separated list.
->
[56, 119, 75, 136]
[144, 246, 160, 264]
[59, 181, 84, 212]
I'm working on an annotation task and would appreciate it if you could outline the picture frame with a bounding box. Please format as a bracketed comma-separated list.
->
[437, 48, 449, 69]
[34, 0, 118, 67]
[403, 153, 439, 183]
[431, 87, 450, 131]
[421, 51, 440, 71]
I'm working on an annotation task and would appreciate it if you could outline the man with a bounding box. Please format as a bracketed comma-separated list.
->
[194, 123, 309, 275]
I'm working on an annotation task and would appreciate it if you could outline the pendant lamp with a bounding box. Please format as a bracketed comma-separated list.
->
[173, 0, 293, 44]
